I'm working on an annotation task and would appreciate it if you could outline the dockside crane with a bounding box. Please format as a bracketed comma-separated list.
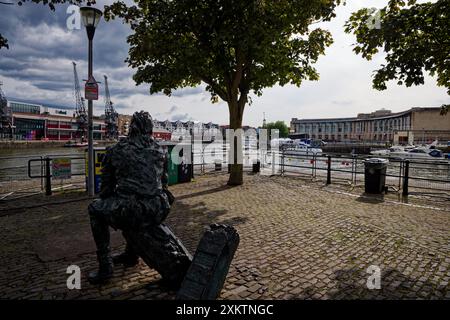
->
[103, 75, 118, 140]
[0, 81, 13, 139]
[72, 62, 87, 142]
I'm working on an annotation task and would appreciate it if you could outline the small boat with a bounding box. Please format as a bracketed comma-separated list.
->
[389, 146, 444, 160]
[271, 138, 295, 148]
[64, 141, 88, 148]
[271, 138, 323, 156]
[285, 140, 323, 156]
[385, 140, 445, 160]
[371, 145, 415, 156]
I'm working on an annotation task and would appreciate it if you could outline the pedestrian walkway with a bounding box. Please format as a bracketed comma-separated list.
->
[0, 173, 448, 299]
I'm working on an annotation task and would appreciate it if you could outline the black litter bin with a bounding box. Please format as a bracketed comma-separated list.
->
[364, 158, 389, 194]
[160, 142, 193, 185]
[252, 160, 261, 173]
[177, 144, 193, 183]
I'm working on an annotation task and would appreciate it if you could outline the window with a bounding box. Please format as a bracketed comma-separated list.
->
[10, 102, 40, 114]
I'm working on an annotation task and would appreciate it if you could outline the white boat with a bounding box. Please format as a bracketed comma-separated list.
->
[270, 138, 294, 148]
[389, 146, 444, 160]
[370, 145, 415, 156]
[371, 140, 444, 160]
[64, 141, 88, 148]
[284, 140, 323, 156]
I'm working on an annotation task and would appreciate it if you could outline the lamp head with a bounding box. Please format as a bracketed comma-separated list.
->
[80, 6, 103, 28]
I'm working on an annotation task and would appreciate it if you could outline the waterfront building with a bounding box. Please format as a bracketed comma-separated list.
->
[118, 114, 221, 141]
[290, 107, 450, 144]
[7, 100, 106, 141]
[153, 119, 221, 141]
[6, 98, 222, 142]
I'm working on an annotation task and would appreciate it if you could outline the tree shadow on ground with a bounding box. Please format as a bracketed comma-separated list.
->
[290, 267, 446, 300]
[176, 184, 236, 201]
[110, 196, 248, 298]
[25, 184, 247, 299]
[167, 199, 248, 252]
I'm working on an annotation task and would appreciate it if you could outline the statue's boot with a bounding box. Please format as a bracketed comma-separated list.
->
[88, 205, 114, 284]
[113, 244, 139, 267]
[88, 250, 114, 285]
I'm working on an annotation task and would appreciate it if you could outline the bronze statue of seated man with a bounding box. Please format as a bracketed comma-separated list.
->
[87, 111, 190, 286]
[88, 111, 239, 300]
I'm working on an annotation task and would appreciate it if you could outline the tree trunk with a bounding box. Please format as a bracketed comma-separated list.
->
[227, 101, 244, 186]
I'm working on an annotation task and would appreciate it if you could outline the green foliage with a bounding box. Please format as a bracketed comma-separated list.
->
[105, 0, 341, 109]
[265, 121, 289, 138]
[0, 34, 8, 50]
[16, 0, 90, 11]
[105, 0, 342, 184]
[345, 0, 450, 100]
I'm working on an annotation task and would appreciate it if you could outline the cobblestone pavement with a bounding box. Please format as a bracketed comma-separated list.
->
[0, 173, 449, 300]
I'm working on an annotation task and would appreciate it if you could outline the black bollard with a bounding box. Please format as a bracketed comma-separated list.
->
[326, 156, 331, 185]
[402, 160, 410, 197]
[45, 157, 52, 196]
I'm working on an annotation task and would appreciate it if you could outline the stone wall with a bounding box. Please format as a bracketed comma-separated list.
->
[412, 108, 450, 131]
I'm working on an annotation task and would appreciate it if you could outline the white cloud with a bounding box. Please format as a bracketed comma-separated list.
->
[1, 0, 447, 127]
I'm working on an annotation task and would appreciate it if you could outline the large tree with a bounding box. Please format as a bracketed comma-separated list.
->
[345, 0, 449, 114]
[0, 34, 8, 50]
[0, 1, 13, 49]
[266, 121, 289, 138]
[105, 0, 342, 185]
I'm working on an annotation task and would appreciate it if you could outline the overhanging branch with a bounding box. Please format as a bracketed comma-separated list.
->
[201, 76, 228, 102]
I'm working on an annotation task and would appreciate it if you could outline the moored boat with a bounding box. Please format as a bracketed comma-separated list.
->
[389, 146, 444, 160]
[285, 140, 323, 156]
[64, 141, 88, 148]
[371, 145, 415, 156]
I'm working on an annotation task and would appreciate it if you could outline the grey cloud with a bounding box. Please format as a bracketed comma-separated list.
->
[170, 87, 204, 97]
[171, 113, 192, 121]
[332, 100, 355, 106]
[168, 105, 178, 113]
[32, 80, 73, 91]
[1, 0, 447, 128]
[0, 2, 205, 111]
[0, 2, 132, 102]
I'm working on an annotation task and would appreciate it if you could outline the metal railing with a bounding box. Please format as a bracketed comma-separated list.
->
[192, 143, 259, 174]
[1, 146, 449, 199]
[276, 147, 450, 197]
[0, 153, 86, 200]
[27, 155, 86, 195]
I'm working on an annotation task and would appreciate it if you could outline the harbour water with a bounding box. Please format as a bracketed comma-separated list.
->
[0, 145, 448, 194]
[0, 147, 86, 181]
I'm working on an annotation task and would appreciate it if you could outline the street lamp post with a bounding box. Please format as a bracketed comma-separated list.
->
[80, 6, 102, 197]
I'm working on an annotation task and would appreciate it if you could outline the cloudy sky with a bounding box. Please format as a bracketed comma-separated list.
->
[0, 0, 448, 127]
